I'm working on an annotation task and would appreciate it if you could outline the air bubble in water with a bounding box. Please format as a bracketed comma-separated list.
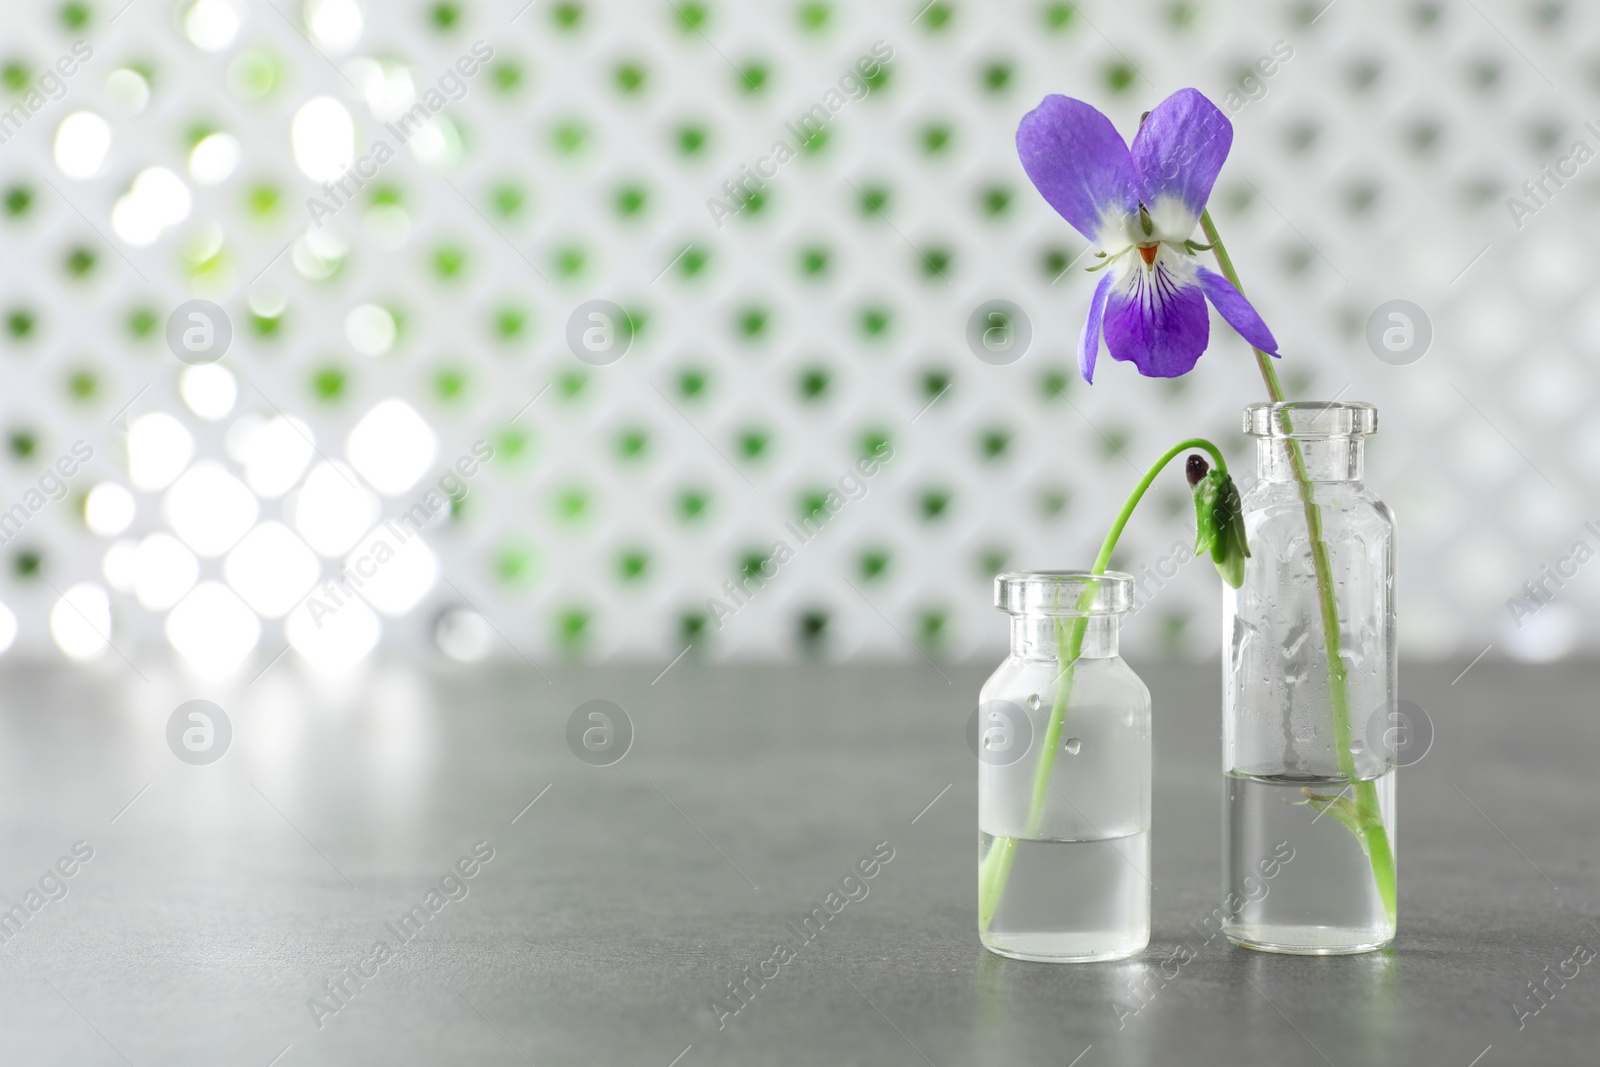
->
[1064, 737, 1082, 755]
[1026, 693, 1041, 711]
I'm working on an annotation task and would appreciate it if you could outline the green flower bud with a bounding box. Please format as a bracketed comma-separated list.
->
[1191, 465, 1251, 589]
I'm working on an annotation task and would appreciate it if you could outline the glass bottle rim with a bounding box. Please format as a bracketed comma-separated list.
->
[1244, 401, 1377, 439]
[994, 570, 1135, 616]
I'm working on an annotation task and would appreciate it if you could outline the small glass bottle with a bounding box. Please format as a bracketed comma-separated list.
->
[1223, 402, 1397, 954]
[978, 571, 1150, 962]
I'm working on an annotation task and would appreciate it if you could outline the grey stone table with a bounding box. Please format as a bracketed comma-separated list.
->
[0, 658, 1593, 1066]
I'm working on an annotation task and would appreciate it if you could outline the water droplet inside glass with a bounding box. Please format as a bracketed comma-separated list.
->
[1350, 739, 1364, 754]
[1063, 737, 1082, 755]
[1026, 693, 1041, 711]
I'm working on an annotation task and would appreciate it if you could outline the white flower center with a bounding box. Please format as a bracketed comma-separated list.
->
[1094, 194, 1200, 276]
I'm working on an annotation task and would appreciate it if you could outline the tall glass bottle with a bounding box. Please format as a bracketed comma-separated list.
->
[1223, 402, 1397, 954]
[979, 571, 1150, 962]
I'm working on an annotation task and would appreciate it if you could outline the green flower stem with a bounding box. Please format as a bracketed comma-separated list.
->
[979, 438, 1227, 932]
[1199, 209, 1397, 926]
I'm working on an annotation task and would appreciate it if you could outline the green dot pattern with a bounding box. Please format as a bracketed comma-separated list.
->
[0, 0, 1580, 665]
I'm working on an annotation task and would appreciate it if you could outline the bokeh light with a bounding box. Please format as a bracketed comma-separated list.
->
[50, 584, 112, 661]
[233, 415, 316, 498]
[225, 521, 320, 618]
[127, 413, 195, 491]
[0, 602, 17, 656]
[346, 525, 439, 616]
[291, 96, 354, 183]
[435, 607, 492, 663]
[133, 533, 200, 611]
[189, 132, 242, 185]
[102, 540, 138, 593]
[53, 112, 111, 179]
[84, 483, 137, 537]
[184, 0, 244, 52]
[104, 69, 151, 115]
[286, 591, 381, 673]
[345, 399, 437, 495]
[292, 462, 379, 556]
[163, 461, 259, 557]
[166, 581, 260, 677]
[306, 0, 363, 53]
[344, 304, 396, 356]
[179, 364, 238, 421]
[111, 167, 192, 247]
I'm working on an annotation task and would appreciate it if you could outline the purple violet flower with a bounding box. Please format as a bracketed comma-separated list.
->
[1017, 88, 1280, 383]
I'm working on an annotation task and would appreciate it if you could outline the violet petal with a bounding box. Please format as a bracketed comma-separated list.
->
[1079, 272, 1113, 383]
[1130, 89, 1233, 230]
[1103, 265, 1210, 377]
[1196, 267, 1280, 355]
[1017, 95, 1139, 244]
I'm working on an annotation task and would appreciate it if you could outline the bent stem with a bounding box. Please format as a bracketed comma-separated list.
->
[1199, 209, 1397, 928]
[979, 438, 1227, 933]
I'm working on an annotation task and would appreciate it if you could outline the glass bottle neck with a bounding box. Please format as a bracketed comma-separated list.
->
[1010, 614, 1119, 660]
[1255, 436, 1364, 482]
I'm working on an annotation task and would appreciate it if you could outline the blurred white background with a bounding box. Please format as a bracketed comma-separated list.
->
[0, 0, 1595, 674]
